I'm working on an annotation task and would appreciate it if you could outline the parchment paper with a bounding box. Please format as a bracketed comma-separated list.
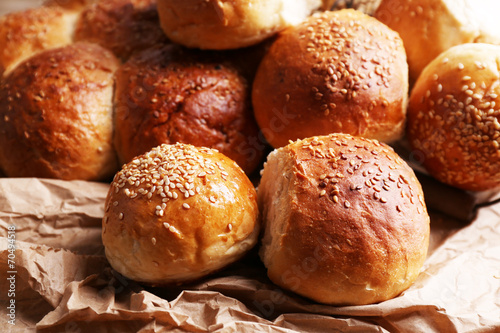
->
[0, 178, 499, 333]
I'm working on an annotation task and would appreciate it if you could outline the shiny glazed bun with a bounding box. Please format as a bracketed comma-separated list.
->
[0, 42, 120, 180]
[258, 133, 430, 305]
[102, 143, 260, 285]
[375, 0, 500, 82]
[252, 9, 409, 148]
[74, 0, 169, 61]
[0, 6, 79, 76]
[407, 43, 500, 192]
[114, 44, 264, 175]
[156, 0, 324, 50]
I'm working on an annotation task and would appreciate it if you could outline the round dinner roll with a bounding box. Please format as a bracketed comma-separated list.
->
[114, 43, 265, 175]
[258, 133, 430, 305]
[407, 43, 500, 192]
[252, 9, 409, 148]
[0, 5, 79, 76]
[0, 42, 120, 180]
[156, 0, 324, 50]
[74, 0, 169, 61]
[375, 0, 500, 82]
[102, 143, 260, 285]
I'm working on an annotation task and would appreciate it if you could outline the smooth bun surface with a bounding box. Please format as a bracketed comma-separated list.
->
[103, 143, 260, 285]
[74, 0, 168, 61]
[258, 133, 429, 305]
[407, 43, 500, 192]
[157, 0, 323, 50]
[114, 44, 264, 175]
[375, 0, 500, 82]
[0, 6, 79, 76]
[0, 42, 119, 180]
[252, 9, 408, 148]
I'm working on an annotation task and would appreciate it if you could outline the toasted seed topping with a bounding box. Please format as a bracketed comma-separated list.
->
[111, 143, 229, 221]
[291, 133, 423, 215]
[408, 51, 500, 189]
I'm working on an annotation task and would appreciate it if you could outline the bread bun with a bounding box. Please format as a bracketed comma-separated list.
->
[114, 44, 265, 175]
[0, 6, 79, 76]
[375, 0, 500, 82]
[74, 0, 169, 61]
[258, 133, 430, 305]
[252, 9, 408, 148]
[156, 0, 324, 50]
[407, 43, 500, 191]
[102, 143, 260, 285]
[0, 42, 119, 180]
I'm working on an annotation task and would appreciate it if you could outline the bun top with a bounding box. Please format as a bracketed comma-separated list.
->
[258, 133, 430, 305]
[74, 0, 169, 61]
[0, 6, 78, 76]
[103, 142, 260, 284]
[156, 0, 323, 50]
[252, 9, 408, 148]
[375, 0, 500, 81]
[0, 42, 119, 180]
[113, 43, 264, 175]
[407, 43, 500, 191]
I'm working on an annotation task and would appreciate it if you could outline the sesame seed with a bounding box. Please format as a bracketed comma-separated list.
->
[182, 203, 190, 209]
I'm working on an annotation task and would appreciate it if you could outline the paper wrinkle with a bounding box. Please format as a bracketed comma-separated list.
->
[0, 177, 498, 332]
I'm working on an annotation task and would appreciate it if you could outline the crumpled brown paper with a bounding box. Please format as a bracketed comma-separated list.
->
[0, 177, 499, 333]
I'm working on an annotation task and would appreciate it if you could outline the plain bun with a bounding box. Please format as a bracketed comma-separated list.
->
[252, 9, 409, 148]
[74, 0, 168, 61]
[375, 0, 500, 82]
[114, 43, 264, 175]
[407, 43, 500, 191]
[102, 143, 260, 285]
[0, 42, 119, 180]
[258, 133, 430, 305]
[156, 0, 324, 50]
[0, 6, 79, 76]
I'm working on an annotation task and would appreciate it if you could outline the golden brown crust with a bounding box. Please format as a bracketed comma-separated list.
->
[0, 42, 120, 180]
[102, 143, 260, 285]
[0, 6, 79, 76]
[74, 0, 169, 61]
[407, 43, 500, 191]
[375, 0, 500, 82]
[252, 9, 409, 148]
[156, 0, 323, 50]
[258, 133, 429, 305]
[114, 43, 265, 175]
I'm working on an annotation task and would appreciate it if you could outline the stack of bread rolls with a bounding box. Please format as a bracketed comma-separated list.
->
[2, 0, 498, 306]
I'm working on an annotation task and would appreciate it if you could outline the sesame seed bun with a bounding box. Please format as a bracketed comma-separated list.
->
[102, 143, 260, 285]
[156, 0, 324, 50]
[375, 0, 500, 82]
[74, 0, 169, 61]
[0, 6, 79, 76]
[252, 9, 409, 148]
[114, 43, 265, 175]
[407, 43, 500, 192]
[0, 42, 120, 180]
[258, 133, 430, 305]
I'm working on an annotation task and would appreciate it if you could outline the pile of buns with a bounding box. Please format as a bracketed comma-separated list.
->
[1, 0, 499, 306]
